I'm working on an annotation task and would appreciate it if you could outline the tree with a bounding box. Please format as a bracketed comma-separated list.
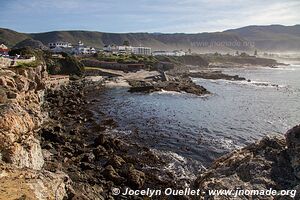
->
[254, 49, 258, 56]
[123, 40, 130, 46]
[240, 52, 249, 57]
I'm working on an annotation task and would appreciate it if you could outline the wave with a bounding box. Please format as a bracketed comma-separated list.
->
[152, 89, 211, 98]
[194, 78, 286, 89]
[154, 89, 182, 95]
[141, 149, 205, 186]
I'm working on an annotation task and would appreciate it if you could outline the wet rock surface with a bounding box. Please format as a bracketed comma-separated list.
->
[193, 126, 300, 200]
[186, 70, 246, 81]
[40, 80, 189, 199]
[128, 77, 209, 96]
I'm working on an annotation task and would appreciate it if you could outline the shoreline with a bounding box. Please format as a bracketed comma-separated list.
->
[1, 62, 299, 199]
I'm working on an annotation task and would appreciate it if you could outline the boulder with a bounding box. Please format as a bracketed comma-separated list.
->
[106, 155, 126, 168]
[193, 125, 300, 200]
[0, 164, 72, 200]
[286, 125, 300, 179]
[103, 165, 124, 184]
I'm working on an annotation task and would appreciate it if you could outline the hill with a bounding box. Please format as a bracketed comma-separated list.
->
[1, 25, 299, 53]
[225, 25, 300, 52]
[0, 28, 29, 47]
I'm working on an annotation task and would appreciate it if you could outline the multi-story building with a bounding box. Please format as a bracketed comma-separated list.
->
[48, 41, 72, 49]
[103, 45, 151, 55]
[152, 50, 186, 56]
[103, 45, 133, 54]
[132, 47, 151, 55]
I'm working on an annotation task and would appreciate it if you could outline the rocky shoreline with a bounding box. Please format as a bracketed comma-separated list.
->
[1, 62, 300, 200]
[40, 79, 200, 199]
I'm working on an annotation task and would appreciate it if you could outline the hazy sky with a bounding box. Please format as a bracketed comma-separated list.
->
[0, 0, 299, 33]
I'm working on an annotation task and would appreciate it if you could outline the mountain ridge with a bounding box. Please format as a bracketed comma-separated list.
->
[1, 25, 299, 52]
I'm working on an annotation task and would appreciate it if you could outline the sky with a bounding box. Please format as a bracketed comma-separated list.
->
[0, 0, 300, 33]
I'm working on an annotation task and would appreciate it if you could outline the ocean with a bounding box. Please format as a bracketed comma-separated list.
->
[91, 63, 300, 180]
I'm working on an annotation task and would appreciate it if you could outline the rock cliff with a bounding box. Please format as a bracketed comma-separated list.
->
[0, 65, 71, 199]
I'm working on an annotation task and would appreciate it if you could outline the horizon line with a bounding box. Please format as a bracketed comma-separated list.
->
[1, 24, 300, 35]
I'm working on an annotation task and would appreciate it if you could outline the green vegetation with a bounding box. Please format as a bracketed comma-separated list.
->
[9, 47, 84, 75]
[9, 47, 46, 62]
[123, 40, 130, 46]
[94, 53, 158, 66]
[45, 53, 84, 76]
[15, 60, 40, 68]
[0, 28, 29, 47]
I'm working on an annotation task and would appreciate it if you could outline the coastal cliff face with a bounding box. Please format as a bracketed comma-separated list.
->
[194, 125, 300, 200]
[0, 65, 71, 199]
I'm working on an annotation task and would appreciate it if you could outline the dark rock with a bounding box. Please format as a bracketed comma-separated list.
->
[94, 134, 106, 146]
[128, 78, 209, 96]
[103, 165, 124, 184]
[106, 155, 126, 168]
[101, 118, 117, 127]
[80, 162, 95, 170]
[41, 128, 65, 144]
[93, 145, 108, 160]
[187, 71, 246, 81]
[6, 91, 18, 99]
[81, 152, 95, 163]
[286, 125, 300, 179]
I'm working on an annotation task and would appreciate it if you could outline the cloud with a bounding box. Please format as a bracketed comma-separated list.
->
[0, 0, 299, 33]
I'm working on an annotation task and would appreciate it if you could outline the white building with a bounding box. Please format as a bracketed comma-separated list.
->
[103, 45, 133, 54]
[152, 50, 186, 56]
[49, 41, 96, 54]
[48, 41, 72, 49]
[73, 41, 96, 55]
[103, 45, 151, 55]
[132, 47, 151, 55]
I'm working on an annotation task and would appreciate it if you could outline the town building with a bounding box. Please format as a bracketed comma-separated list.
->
[48, 41, 72, 49]
[103, 45, 151, 55]
[132, 46, 151, 55]
[103, 45, 132, 54]
[48, 41, 96, 54]
[152, 50, 186, 56]
[0, 44, 9, 56]
[72, 41, 96, 55]
[48, 41, 73, 53]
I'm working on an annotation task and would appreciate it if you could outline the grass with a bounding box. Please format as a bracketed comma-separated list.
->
[84, 66, 103, 70]
[95, 53, 158, 65]
[15, 60, 40, 68]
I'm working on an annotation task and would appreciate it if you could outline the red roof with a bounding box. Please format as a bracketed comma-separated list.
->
[0, 48, 9, 52]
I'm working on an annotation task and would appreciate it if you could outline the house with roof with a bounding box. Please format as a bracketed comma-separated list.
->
[0, 44, 9, 56]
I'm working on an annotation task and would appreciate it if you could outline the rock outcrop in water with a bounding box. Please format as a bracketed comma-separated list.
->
[128, 77, 209, 96]
[194, 125, 300, 199]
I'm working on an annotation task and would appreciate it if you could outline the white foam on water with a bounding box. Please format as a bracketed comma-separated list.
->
[152, 89, 211, 98]
[154, 89, 182, 95]
[141, 149, 206, 186]
[194, 78, 287, 89]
